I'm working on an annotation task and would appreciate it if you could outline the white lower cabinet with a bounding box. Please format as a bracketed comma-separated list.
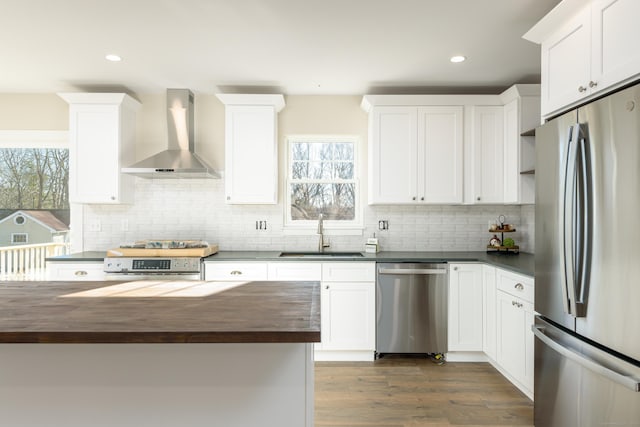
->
[316, 262, 376, 361]
[204, 261, 376, 361]
[448, 263, 484, 355]
[494, 268, 535, 399]
[46, 261, 107, 281]
[203, 262, 269, 281]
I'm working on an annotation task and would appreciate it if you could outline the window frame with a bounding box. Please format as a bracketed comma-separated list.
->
[283, 135, 363, 235]
[11, 233, 28, 244]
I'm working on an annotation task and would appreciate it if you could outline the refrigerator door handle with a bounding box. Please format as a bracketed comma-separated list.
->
[575, 131, 590, 316]
[532, 325, 640, 392]
[563, 124, 579, 316]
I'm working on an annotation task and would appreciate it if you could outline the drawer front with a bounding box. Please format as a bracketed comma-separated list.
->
[267, 262, 321, 281]
[204, 262, 268, 281]
[497, 268, 534, 303]
[47, 263, 106, 281]
[322, 262, 375, 282]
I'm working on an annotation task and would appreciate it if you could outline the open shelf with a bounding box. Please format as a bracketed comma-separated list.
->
[520, 169, 535, 175]
[520, 128, 536, 137]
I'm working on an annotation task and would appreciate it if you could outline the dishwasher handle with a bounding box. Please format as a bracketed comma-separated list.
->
[378, 268, 447, 275]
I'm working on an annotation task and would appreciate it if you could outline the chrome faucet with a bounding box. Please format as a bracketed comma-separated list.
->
[317, 213, 330, 252]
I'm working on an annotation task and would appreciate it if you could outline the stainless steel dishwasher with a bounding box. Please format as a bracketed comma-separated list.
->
[376, 263, 448, 357]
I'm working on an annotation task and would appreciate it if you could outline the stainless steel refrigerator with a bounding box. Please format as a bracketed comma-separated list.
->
[535, 82, 640, 426]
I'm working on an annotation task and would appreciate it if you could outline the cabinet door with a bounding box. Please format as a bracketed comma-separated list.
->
[472, 106, 504, 204]
[482, 265, 497, 360]
[448, 263, 483, 351]
[321, 281, 375, 351]
[591, 0, 640, 91]
[68, 105, 134, 204]
[418, 106, 463, 203]
[541, 5, 592, 116]
[225, 105, 278, 204]
[368, 107, 418, 204]
[496, 290, 534, 393]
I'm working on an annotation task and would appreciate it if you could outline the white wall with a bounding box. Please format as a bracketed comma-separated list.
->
[0, 93, 535, 253]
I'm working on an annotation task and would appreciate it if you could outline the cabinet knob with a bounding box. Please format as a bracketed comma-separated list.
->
[453, 267, 458, 271]
[110, 196, 116, 201]
[74, 270, 88, 276]
[476, 196, 481, 201]
[589, 80, 598, 88]
[325, 285, 330, 290]
[515, 283, 524, 291]
[420, 197, 424, 201]
[412, 196, 416, 201]
[230, 270, 242, 275]
[578, 85, 587, 93]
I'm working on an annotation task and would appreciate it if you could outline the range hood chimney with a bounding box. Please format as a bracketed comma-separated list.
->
[122, 89, 221, 179]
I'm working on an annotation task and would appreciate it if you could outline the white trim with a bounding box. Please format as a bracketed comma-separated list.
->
[216, 94, 285, 112]
[0, 130, 69, 148]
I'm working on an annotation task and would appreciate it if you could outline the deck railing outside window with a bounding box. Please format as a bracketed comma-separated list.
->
[0, 243, 69, 281]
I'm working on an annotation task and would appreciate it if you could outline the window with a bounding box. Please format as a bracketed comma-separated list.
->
[285, 136, 361, 230]
[14, 215, 25, 225]
[11, 233, 28, 244]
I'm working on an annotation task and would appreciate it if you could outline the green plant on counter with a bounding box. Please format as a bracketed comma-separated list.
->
[503, 237, 515, 247]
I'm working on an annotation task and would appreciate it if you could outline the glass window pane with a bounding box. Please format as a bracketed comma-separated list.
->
[333, 143, 354, 160]
[333, 161, 354, 179]
[290, 183, 355, 221]
[291, 161, 308, 179]
[291, 143, 309, 160]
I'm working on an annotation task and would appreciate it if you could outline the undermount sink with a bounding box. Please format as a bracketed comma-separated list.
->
[279, 252, 364, 258]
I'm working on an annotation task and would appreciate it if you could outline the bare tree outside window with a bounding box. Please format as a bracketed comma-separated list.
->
[0, 148, 69, 210]
[289, 139, 356, 221]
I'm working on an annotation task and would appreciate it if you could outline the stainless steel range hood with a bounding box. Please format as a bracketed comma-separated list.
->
[122, 89, 221, 179]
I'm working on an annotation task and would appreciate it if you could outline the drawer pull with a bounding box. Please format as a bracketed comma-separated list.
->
[74, 270, 88, 276]
[230, 270, 242, 275]
[515, 283, 524, 291]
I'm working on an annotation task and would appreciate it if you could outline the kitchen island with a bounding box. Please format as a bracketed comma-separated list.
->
[0, 280, 320, 427]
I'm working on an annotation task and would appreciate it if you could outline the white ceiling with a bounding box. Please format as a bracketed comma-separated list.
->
[0, 0, 561, 96]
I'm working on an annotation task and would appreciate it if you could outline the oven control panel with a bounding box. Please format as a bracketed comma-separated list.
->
[104, 257, 201, 273]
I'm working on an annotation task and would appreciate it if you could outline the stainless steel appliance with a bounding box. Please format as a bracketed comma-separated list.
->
[376, 263, 448, 356]
[103, 257, 203, 280]
[535, 82, 640, 426]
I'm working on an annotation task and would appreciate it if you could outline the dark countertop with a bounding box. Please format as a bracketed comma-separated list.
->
[48, 250, 534, 276]
[46, 251, 107, 262]
[203, 250, 535, 277]
[0, 280, 321, 344]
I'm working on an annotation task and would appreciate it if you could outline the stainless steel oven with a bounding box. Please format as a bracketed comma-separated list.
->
[103, 257, 203, 280]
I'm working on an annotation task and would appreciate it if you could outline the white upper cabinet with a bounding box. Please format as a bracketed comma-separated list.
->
[418, 106, 464, 204]
[368, 107, 418, 204]
[365, 101, 463, 204]
[501, 85, 540, 204]
[525, 0, 640, 117]
[471, 106, 504, 204]
[59, 93, 140, 204]
[216, 94, 285, 204]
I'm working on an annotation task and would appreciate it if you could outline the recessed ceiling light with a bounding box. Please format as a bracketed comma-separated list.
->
[450, 55, 466, 63]
[105, 54, 122, 62]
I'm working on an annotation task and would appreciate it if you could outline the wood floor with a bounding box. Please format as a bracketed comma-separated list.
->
[315, 356, 533, 427]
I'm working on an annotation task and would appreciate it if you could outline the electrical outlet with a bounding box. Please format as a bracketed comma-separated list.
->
[255, 220, 268, 230]
[88, 220, 101, 232]
[378, 220, 389, 230]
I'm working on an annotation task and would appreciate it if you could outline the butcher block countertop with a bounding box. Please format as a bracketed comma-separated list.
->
[0, 280, 321, 344]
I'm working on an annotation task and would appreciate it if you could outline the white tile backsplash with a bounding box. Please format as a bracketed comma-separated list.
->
[81, 178, 535, 253]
